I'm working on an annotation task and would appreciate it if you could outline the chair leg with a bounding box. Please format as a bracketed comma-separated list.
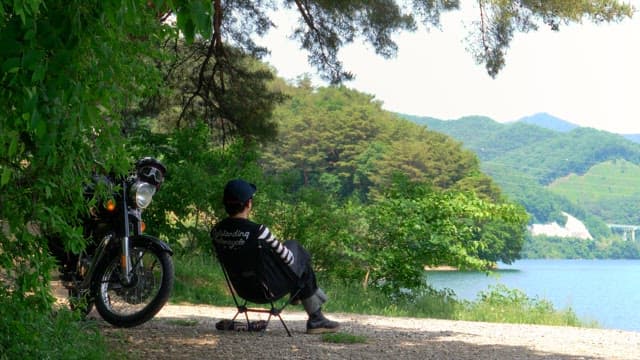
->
[270, 302, 293, 336]
[231, 311, 240, 321]
[277, 314, 292, 336]
[244, 312, 252, 328]
[225, 304, 293, 336]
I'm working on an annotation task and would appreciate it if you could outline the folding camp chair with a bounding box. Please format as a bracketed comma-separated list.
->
[214, 238, 304, 336]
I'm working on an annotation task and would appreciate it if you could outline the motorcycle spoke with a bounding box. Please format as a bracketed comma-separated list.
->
[98, 247, 165, 316]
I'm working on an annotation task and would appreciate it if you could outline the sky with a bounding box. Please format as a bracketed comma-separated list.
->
[258, 2, 640, 134]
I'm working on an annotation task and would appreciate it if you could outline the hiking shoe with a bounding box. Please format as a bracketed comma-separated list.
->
[306, 310, 340, 334]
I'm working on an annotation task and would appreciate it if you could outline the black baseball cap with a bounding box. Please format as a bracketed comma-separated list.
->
[223, 179, 257, 204]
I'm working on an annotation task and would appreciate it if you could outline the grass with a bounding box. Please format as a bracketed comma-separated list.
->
[9, 253, 593, 359]
[0, 297, 109, 360]
[167, 319, 200, 326]
[172, 254, 598, 329]
[454, 284, 597, 327]
[171, 253, 234, 306]
[322, 332, 367, 344]
[549, 159, 640, 203]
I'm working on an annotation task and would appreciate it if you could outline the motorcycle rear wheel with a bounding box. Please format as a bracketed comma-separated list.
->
[91, 240, 173, 327]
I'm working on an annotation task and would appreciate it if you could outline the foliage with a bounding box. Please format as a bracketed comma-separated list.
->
[129, 121, 265, 254]
[469, 0, 632, 77]
[262, 85, 394, 196]
[416, 115, 523, 160]
[170, 254, 596, 329]
[407, 114, 640, 237]
[485, 127, 640, 185]
[171, 254, 232, 305]
[522, 234, 640, 259]
[172, 0, 633, 82]
[167, 141, 527, 296]
[148, 38, 287, 144]
[355, 176, 527, 293]
[475, 217, 526, 264]
[456, 284, 588, 327]
[251, 185, 360, 281]
[0, 293, 107, 359]
[0, 0, 628, 355]
[522, 235, 596, 259]
[0, 0, 166, 311]
[492, 171, 595, 226]
[415, 116, 640, 186]
[127, 78, 530, 295]
[262, 85, 501, 201]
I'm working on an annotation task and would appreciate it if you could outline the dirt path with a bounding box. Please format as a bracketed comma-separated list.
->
[92, 303, 640, 360]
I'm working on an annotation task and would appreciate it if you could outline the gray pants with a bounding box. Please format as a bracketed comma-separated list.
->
[283, 240, 328, 314]
[301, 288, 328, 314]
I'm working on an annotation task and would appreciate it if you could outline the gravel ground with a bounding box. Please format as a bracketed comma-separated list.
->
[93, 303, 640, 360]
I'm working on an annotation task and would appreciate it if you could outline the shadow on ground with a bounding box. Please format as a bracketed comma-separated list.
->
[97, 313, 605, 360]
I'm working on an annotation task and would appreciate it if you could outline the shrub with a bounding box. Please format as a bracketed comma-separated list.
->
[0, 293, 107, 359]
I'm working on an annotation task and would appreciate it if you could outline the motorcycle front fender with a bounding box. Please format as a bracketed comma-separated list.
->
[131, 234, 173, 256]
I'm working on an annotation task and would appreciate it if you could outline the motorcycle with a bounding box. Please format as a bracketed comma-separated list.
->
[49, 157, 174, 327]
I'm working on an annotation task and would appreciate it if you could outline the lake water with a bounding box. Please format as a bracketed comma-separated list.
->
[425, 259, 640, 332]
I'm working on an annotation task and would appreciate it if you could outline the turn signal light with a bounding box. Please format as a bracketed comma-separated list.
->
[105, 199, 116, 212]
[141, 221, 146, 233]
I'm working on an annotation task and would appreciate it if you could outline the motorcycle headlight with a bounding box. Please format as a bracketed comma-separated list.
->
[131, 181, 156, 209]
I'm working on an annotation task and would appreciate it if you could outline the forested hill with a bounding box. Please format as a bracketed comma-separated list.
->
[414, 115, 640, 184]
[400, 114, 640, 234]
[261, 86, 503, 201]
[515, 113, 579, 132]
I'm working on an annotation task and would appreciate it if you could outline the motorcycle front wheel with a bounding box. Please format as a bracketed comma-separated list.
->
[91, 239, 174, 327]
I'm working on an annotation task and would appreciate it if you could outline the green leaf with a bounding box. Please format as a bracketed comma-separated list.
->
[1, 168, 11, 187]
[189, 0, 212, 38]
[2, 57, 21, 73]
[8, 136, 18, 157]
[32, 63, 46, 82]
[176, 7, 195, 42]
[22, 49, 44, 71]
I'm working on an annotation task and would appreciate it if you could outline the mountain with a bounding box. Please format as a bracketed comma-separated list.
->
[482, 126, 640, 185]
[514, 113, 579, 132]
[516, 112, 640, 144]
[399, 113, 640, 238]
[416, 116, 557, 160]
[623, 134, 640, 143]
[413, 114, 640, 184]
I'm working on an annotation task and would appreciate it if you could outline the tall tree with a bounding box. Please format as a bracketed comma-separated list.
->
[145, 38, 286, 145]
[262, 84, 500, 200]
[162, 0, 634, 159]
[174, 0, 634, 83]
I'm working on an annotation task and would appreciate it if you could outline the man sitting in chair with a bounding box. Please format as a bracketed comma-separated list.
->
[211, 179, 340, 334]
